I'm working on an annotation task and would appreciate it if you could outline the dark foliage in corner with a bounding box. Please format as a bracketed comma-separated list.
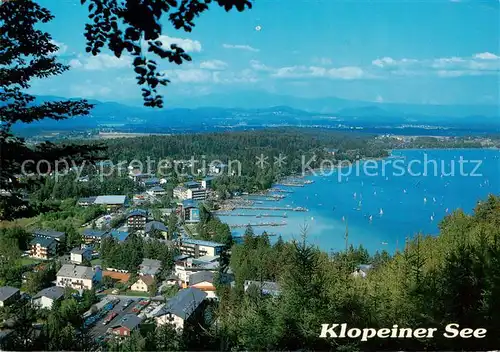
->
[81, 0, 252, 107]
[0, 0, 105, 220]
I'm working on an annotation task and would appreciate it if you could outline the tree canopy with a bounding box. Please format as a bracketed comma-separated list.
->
[0, 0, 104, 220]
[81, 0, 252, 107]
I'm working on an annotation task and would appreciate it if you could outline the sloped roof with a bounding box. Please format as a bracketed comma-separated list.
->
[30, 236, 57, 248]
[189, 271, 215, 286]
[244, 280, 281, 295]
[33, 286, 65, 300]
[148, 186, 165, 192]
[32, 229, 65, 239]
[137, 275, 155, 286]
[145, 221, 167, 233]
[57, 264, 94, 280]
[82, 229, 108, 238]
[179, 238, 224, 248]
[94, 195, 127, 205]
[127, 209, 147, 218]
[155, 287, 207, 320]
[0, 286, 19, 301]
[111, 314, 142, 330]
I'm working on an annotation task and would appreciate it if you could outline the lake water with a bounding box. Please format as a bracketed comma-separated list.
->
[219, 149, 500, 254]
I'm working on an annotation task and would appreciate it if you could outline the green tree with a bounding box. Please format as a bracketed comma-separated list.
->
[0, 0, 104, 220]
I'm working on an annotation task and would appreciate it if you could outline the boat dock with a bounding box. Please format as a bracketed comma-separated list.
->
[230, 222, 287, 228]
[276, 183, 305, 187]
[235, 206, 308, 212]
[246, 195, 285, 201]
[233, 232, 278, 238]
[215, 212, 288, 218]
[270, 188, 294, 193]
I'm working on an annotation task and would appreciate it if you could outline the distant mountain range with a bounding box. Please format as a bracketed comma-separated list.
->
[10, 93, 500, 136]
[162, 91, 499, 119]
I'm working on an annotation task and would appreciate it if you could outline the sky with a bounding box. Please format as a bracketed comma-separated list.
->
[31, 0, 500, 107]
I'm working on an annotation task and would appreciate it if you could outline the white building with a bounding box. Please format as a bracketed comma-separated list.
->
[32, 286, 65, 309]
[70, 247, 92, 264]
[173, 186, 189, 200]
[154, 287, 207, 331]
[56, 264, 98, 290]
[130, 275, 155, 293]
[187, 188, 207, 201]
[146, 186, 166, 197]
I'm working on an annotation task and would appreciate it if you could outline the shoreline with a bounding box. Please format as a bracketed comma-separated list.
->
[216, 148, 497, 251]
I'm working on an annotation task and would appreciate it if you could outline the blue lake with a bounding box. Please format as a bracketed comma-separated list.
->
[219, 149, 500, 254]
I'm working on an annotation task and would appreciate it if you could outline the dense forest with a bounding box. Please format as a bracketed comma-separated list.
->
[25, 129, 389, 205]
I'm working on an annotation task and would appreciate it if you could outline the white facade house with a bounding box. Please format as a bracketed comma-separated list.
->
[130, 275, 154, 293]
[146, 186, 166, 197]
[154, 287, 207, 331]
[56, 264, 97, 290]
[173, 186, 189, 200]
[70, 247, 92, 264]
[32, 286, 65, 309]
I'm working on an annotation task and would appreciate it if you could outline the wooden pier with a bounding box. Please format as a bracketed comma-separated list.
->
[215, 212, 288, 218]
[230, 222, 287, 228]
[235, 206, 308, 212]
[270, 188, 294, 193]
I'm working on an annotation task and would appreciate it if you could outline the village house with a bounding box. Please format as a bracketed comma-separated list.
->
[130, 275, 155, 293]
[140, 177, 160, 187]
[139, 258, 162, 277]
[191, 255, 220, 269]
[173, 186, 189, 200]
[32, 286, 65, 309]
[201, 177, 214, 189]
[93, 195, 128, 209]
[184, 181, 201, 190]
[176, 238, 225, 257]
[187, 188, 207, 201]
[110, 314, 143, 337]
[32, 229, 65, 243]
[188, 271, 217, 298]
[146, 186, 166, 197]
[154, 287, 207, 331]
[109, 228, 129, 243]
[128, 169, 154, 183]
[77, 196, 96, 206]
[56, 264, 99, 291]
[173, 258, 219, 286]
[126, 209, 148, 231]
[243, 280, 281, 296]
[29, 237, 57, 260]
[163, 273, 181, 287]
[209, 162, 226, 175]
[181, 200, 200, 223]
[0, 287, 20, 307]
[144, 221, 168, 237]
[70, 247, 92, 264]
[82, 229, 109, 245]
